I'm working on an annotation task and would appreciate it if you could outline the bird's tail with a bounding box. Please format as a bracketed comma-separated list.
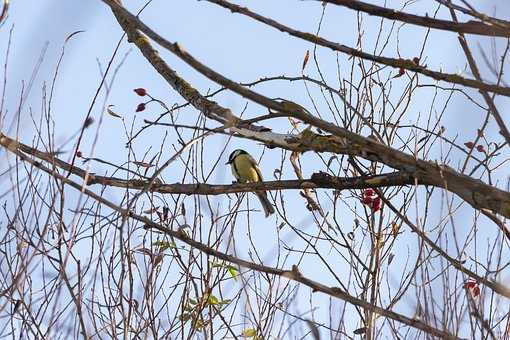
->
[255, 191, 275, 217]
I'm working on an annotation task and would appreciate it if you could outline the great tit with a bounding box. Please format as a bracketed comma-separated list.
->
[226, 149, 275, 217]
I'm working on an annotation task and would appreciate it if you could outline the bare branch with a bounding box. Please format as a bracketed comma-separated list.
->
[99, 0, 510, 220]
[0, 133, 464, 340]
[203, 0, 510, 97]
[320, 0, 510, 38]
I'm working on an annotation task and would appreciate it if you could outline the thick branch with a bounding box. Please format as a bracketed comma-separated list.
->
[320, 0, 510, 38]
[88, 172, 419, 194]
[433, 0, 510, 29]
[1, 131, 509, 301]
[0, 131, 418, 191]
[100, 0, 510, 220]
[204, 0, 510, 98]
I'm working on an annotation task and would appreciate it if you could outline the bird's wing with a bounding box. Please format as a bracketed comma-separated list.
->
[246, 154, 264, 182]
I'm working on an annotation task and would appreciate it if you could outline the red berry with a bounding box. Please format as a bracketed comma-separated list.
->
[363, 188, 375, 198]
[76, 151, 82, 158]
[361, 196, 373, 204]
[136, 103, 146, 112]
[464, 281, 476, 289]
[134, 88, 147, 96]
[465, 280, 480, 297]
[371, 197, 382, 212]
[476, 145, 485, 153]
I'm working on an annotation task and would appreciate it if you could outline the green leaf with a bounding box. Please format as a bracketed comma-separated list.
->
[152, 240, 176, 251]
[207, 294, 219, 305]
[210, 260, 225, 268]
[227, 265, 238, 280]
[242, 328, 257, 337]
[188, 298, 197, 305]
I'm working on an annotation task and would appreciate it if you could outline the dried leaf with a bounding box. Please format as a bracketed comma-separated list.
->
[288, 117, 301, 129]
[83, 116, 94, 128]
[353, 327, 367, 335]
[179, 313, 191, 322]
[305, 319, 320, 340]
[391, 221, 400, 237]
[17, 241, 28, 251]
[388, 253, 395, 265]
[143, 206, 159, 214]
[152, 254, 164, 266]
[135, 247, 154, 257]
[133, 161, 154, 168]
[107, 105, 122, 118]
[162, 206, 169, 221]
[301, 50, 310, 71]
[464, 141, 475, 149]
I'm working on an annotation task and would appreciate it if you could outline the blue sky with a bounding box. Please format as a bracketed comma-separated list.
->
[1, 0, 510, 338]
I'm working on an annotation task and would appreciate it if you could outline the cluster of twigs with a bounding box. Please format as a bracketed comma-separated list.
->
[0, 0, 509, 339]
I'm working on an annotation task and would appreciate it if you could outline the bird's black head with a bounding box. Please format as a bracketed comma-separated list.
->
[226, 149, 247, 164]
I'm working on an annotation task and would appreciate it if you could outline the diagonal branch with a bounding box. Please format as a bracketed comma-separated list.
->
[100, 0, 510, 220]
[447, 8, 510, 145]
[320, 0, 510, 38]
[433, 0, 510, 29]
[204, 0, 510, 98]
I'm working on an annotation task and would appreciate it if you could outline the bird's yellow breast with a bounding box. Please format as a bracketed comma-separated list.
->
[233, 154, 261, 183]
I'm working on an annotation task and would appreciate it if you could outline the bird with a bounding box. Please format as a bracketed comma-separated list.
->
[226, 149, 275, 217]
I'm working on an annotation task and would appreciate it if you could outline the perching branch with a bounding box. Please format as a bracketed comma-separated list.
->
[2, 130, 510, 301]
